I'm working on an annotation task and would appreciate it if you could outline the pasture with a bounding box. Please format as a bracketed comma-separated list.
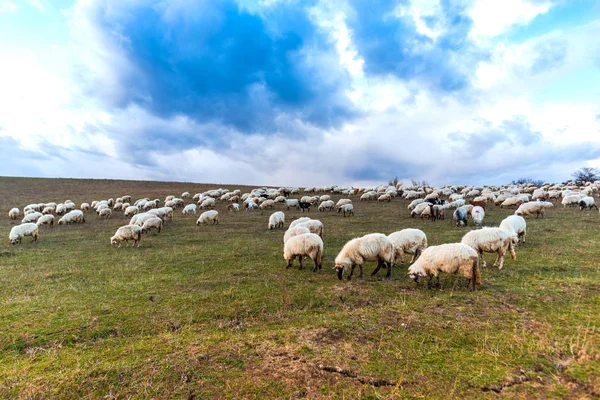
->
[0, 177, 599, 399]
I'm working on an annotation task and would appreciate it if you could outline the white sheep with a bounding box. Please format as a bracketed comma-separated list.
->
[471, 206, 485, 226]
[388, 229, 427, 266]
[9, 223, 39, 244]
[182, 204, 197, 215]
[58, 210, 85, 225]
[562, 194, 583, 208]
[338, 204, 354, 217]
[283, 233, 323, 272]
[411, 202, 430, 217]
[36, 214, 55, 228]
[245, 200, 258, 211]
[111, 225, 142, 247]
[8, 208, 20, 220]
[182, 191, 190, 198]
[124, 206, 139, 217]
[259, 199, 275, 210]
[333, 233, 395, 280]
[268, 211, 285, 230]
[578, 196, 598, 211]
[500, 197, 523, 208]
[22, 212, 43, 224]
[407, 198, 425, 210]
[197, 210, 219, 225]
[227, 204, 239, 212]
[141, 217, 163, 234]
[335, 199, 352, 209]
[199, 198, 216, 210]
[407, 243, 481, 291]
[461, 227, 517, 269]
[377, 194, 391, 202]
[130, 213, 156, 227]
[283, 226, 311, 244]
[499, 215, 527, 244]
[80, 203, 90, 211]
[289, 217, 312, 229]
[515, 201, 553, 218]
[99, 208, 112, 219]
[294, 219, 323, 237]
[318, 200, 335, 211]
[42, 206, 55, 215]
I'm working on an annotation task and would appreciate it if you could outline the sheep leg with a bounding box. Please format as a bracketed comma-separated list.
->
[359, 264, 363, 279]
[298, 257, 303, 270]
[348, 264, 355, 280]
[509, 242, 517, 261]
[312, 259, 318, 272]
[385, 261, 391, 278]
[286, 257, 294, 269]
[436, 275, 441, 288]
[371, 260, 383, 276]
[479, 250, 486, 268]
[495, 248, 505, 270]
[427, 275, 434, 289]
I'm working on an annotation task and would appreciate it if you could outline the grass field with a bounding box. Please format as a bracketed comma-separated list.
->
[0, 176, 599, 399]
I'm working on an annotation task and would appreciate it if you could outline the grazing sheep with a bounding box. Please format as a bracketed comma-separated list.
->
[285, 199, 299, 210]
[294, 219, 324, 237]
[130, 213, 156, 227]
[407, 243, 481, 291]
[471, 206, 485, 226]
[8, 208, 20, 220]
[578, 196, 598, 211]
[283, 233, 323, 272]
[470, 199, 486, 210]
[99, 208, 112, 219]
[274, 195, 287, 204]
[182, 204, 197, 215]
[407, 198, 425, 210]
[124, 205, 139, 218]
[227, 204, 239, 212]
[453, 207, 468, 226]
[182, 191, 190, 198]
[141, 217, 163, 234]
[515, 201, 553, 218]
[79, 203, 90, 211]
[58, 210, 85, 225]
[110, 225, 142, 247]
[289, 217, 312, 229]
[377, 194, 392, 202]
[335, 199, 352, 209]
[42, 206, 55, 215]
[431, 205, 445, 221]
[388, 229, 427, 266]
[562, 194, 583, 208]
[318, 200, 335, 212]
[411, 202, 431, 218]
[298, 202, 311, 212]
[499, 215, 527, 244]
[197, 210, 219, 225]
[338, 204, 354, 217]
[333, 233, 394, 280]
[36, 214, 54, 228]
[259, 199, 275, 210]
[245, 201, 258, 211]
[113, 202, 123, 211]
[500, 197, 523, 208]
[9, 223, 39, 244]
[461, 228, 517, 269]
[268, 211, 285, 230]
[22, 212, 43, 224]
[283, 226, 311, 244]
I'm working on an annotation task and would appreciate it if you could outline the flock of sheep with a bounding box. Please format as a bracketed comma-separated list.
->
[6, 180, 599, 290]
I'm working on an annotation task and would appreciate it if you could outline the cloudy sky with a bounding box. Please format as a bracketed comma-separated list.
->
[0, 0, 599, 187]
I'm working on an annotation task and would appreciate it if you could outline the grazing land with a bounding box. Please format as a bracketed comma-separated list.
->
[0, 177, 599, 399]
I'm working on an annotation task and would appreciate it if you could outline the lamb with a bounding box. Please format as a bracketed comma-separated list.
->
[141, 217, 163, 234]
[22, 212, 43, 224]
[471, 206, 485, 225]
[227, 204, 239, 212]
[58, 210, 85, 225]
[182, 204, 197, 215]
[99, 208, 112, 219]
[388, 229, 427, 266]
[110, 225, 142, 247]
[8, 208, 20, 220]
[461, 228, 518, 269]
[259, 199, 275, 210]
[196, 210, 219, 225]
[36, 214, 54, 228]
[113, 202, 123, 211]
[283, 226, 311, 244]
[268, 211, 285, 230]
[407, 243, 481, 291]
[515, 201, 553, 218]
[318, 200, 335, 211]
[9, 223, 39, 244]
[124, 205, 139, 217]
[338, 204, 354, 217]
[578, 196, 598, 211]
[289, 217, 312, 229]
[333, 233, 395, 280]
[283, 233, 323, 272]
[499, 215, 527, 244]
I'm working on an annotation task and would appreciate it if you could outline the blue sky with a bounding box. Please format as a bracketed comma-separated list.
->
[0, 0, 599, 186]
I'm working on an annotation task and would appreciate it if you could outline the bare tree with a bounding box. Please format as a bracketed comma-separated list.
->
[572, 167, 599, 183]
[511, 178, 544, 186]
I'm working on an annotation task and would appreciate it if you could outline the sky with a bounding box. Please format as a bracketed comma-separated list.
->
[0, 0, 599, 187]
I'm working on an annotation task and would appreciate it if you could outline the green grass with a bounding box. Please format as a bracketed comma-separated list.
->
[0, 176, 599, 399]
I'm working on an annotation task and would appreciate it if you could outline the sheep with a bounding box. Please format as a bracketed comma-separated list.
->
[298, 202, 311, 212]
[80, 203, 90, 211]
[333, 233, 395, 280]
[447, 199, 465, 209]
[110, 225, 142, 247]
[41, 206, 54, 215]
[182, 191, 190, 198]
[470, 199, 486, 210]
[274, 196, 287, 204]
[335, 199, 352, 209]
[22, 212, 43, 224]
[58, 210, 85, 225]
[8, 208, 20, 220]
[453, 207, 468, 226]
[294, 219, 324, 237]
[407, 198, 425, 210]
[124, 205, 139, 217]
[289, 217, 312, 229]
[121, 195, 132, 203]
[227, 204, 239, 212]
[198, 198, 215, 210]
[182, 204, 197, 215]
[245, 200, 258, 211]
[197, 210, 219, 225]
[318, 200, 335, 212]
[283, 226, 311, 244]
[113, 202, 123, 211]
[562, 194, 583, 208]
[283, 233, 323, 272]
[36, 214, 55, 228]
[141, 217, 163, 234]
[338, 204, 354, 217]
[431, 204, 445, 221]
[96, 204, 109, 214]
[515, 201, 553, 218]
[388, 229, 427, 266]
[130, 213, 156, 227]
[578, 196, 598, 211]
[407, 243, 481, 291]
[99, 208, 112, 219]
[268, 211, 285, 230]
[9, 223, 39, 244]
[471, 206, 485, 226]
[499, 215, 527, 244]
[411, 202, 431, 217]
[461, 227, 518, 269]
[377, 194, 391, 202]
[259, 200, 275, 210]
[500, 197, 523, 208]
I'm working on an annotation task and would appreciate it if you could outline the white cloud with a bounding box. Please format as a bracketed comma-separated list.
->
[0, 1, 18, 13]
[396, 0, 445, 41]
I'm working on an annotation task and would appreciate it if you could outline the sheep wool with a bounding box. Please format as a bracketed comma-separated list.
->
[388, 229, 427, 266]
[461, 227, 517, 269]
[334, 233, 394, 280]
[283, 233, 323, 272]
[9, 223, 39, 244]
[111, 225, 142, 247]
[268, 211, 285, 230]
